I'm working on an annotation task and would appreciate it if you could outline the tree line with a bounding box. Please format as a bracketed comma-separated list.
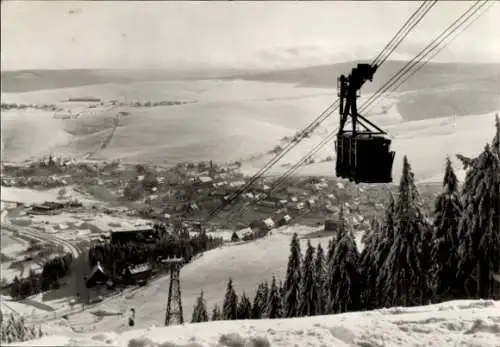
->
[191, 115, 500, 322]
[10, 253, 74, 300]
[0, 312, 44, 344]
[88, 231, 224, 278]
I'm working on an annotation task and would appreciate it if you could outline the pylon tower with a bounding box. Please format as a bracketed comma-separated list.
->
[164, 258, 184, 326]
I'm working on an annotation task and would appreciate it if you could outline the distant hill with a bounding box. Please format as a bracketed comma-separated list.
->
[219, 60, 500, 121]
[219, 60, 500, 93]
[0, 67, 269, 94]
[0, 69, 129, 93]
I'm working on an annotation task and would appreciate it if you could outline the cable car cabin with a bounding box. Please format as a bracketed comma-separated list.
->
[335, 132, 395, 183]
[335, 63, 395, 183]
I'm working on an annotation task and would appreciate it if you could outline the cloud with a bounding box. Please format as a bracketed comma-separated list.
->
[1, 1, 498, 70]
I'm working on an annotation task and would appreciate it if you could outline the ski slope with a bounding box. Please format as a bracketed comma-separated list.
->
[12, 299, 500, 347]
[50, 225, 364, 334]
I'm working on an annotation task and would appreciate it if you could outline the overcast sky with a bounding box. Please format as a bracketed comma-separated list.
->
[1, 1, 499, 71]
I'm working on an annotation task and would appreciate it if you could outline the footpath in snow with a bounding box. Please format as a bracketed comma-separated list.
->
[12, 299, 500, 347]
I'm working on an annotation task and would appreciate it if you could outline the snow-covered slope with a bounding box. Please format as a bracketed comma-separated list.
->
[13, 299, 500, 347]
[57, 225, 346, 334]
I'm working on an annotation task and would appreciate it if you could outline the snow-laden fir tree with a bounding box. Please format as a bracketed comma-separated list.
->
[326, 207, 360, 314]
[262, 280, 269, 305]
[211, 304, 221, 321]
[358, 218, 383, 310]
[251, 282, 268, 319]
[299, 240, 316, 316]
[283, 233, 302, 317]
[237, 292, 252, 319]
[222, 278, 238, 320]
[456, 114, 500, 299]
[313, 242, 327, 315]
[430, 157, 463, 301]
[326, 238, 334, 264]
[191, 290, 209, 323]
[266, 275, 282, 319]
[278, 279, 285, 308]
[324, 236, 335, 310]
[1, 314, 44, 344]
[372, 194, 397, 308]
[378, 156, 433, 307]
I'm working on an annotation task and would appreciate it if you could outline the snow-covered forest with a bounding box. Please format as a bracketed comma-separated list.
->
[191, 115, 500, 323]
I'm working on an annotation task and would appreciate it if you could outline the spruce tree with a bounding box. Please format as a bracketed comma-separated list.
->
[313, 243, 327, 315]
[211, 304, 221, 321]
[251, 282, 267, 319]
[378, 156, 433, 307]
[262, 280, 269, 305]
[324, 236, 335, 312]
[373, 194, 396, 308]
[299, 240, 317, 316]
[430, 157, 463, 301]
[358, 219, 382, 310]
[191, 290, 209, 323]
[237, 292, 252, 319]
[278, 279, 285, 311]
[266, 275, 282, 319]
[326, 208, 360, 314]
[283, 233, 302, 318]
[222, 278, 238, 320]
[456, 115, 500, 299]
[326, 238, 335, 265]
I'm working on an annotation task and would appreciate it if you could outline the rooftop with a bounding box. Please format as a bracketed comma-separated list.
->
[109, 226, 154, 233]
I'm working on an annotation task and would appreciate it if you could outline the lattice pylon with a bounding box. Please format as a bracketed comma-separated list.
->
[164, 261, 184, 326]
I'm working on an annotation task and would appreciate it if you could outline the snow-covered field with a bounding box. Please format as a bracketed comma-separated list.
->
[0, 230, 34, 281]
[12, 299, 500, 347]
[2, 79, 497, 183]
[0, 186, 92, 205]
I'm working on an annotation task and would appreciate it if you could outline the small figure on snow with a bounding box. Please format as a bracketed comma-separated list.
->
[128, 308, 135, 327]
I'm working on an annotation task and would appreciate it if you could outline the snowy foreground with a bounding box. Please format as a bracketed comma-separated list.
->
[13, 300, 500, 347]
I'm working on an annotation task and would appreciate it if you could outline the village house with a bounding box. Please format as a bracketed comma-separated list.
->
[289, 201, 306, 212]
[276, 214, 292, 227]
[261, 218, 275, 231]
[228, 180, 245, 190]
[164, 187, 190, 202]
[286, 186, 309, 197]
[190, 175, 213, 186]
[255, 183, 271, 193]
[29, 201, 64, 215]
[212, 181, 228, 189]
[122, 263, 152, 285]
[324, 219, 340, 233]
[1, 201, 19, 210]
[256, 199, 276, 209]
[313, 182, 329, 191]
[212, 172, 229, 181]
[306, 198, 317, 209]
[242, 192, 255, 200]
[85, 261, 111, 289]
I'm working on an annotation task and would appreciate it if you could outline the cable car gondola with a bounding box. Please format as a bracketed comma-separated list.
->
[335, 63, 395, 183]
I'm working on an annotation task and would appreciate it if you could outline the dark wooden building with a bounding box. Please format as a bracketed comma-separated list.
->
[110, 227, 158, 244]
[85, 262, 110, 288]
[122, 263, 153, 285]
[29, 202, 64, 215]
[324, 219, 340, 232]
